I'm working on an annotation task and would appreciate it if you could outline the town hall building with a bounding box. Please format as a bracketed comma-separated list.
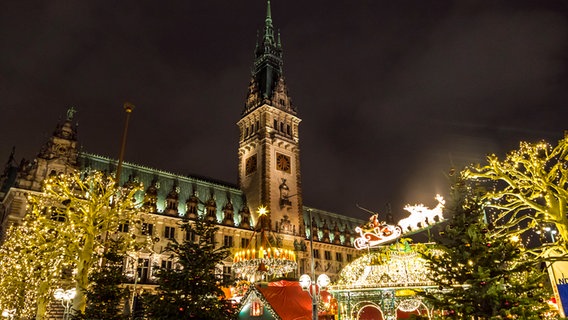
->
[0, 0, 364, 297]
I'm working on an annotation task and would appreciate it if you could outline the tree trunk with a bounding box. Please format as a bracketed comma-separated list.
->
[72, 232, 95, 314]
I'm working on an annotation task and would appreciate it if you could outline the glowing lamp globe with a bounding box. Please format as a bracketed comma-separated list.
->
[299, 274, 311, 290]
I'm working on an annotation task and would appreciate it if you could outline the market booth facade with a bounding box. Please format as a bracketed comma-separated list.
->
[330, 242, 437, 320]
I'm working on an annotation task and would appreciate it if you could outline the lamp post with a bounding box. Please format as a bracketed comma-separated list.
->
[1, 309, 15, 320]
[299, 273, 330, 320]
[54, 288, 76, 320]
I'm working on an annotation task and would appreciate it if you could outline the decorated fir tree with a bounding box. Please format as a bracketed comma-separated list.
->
[75, 238, 130, 320]
[142, 216, 236, 319]
[420, 172, 551, 319]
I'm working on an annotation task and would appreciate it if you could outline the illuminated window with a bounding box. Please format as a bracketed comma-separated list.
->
[137, 258, 150, 283]
[250, 299, 263, 316]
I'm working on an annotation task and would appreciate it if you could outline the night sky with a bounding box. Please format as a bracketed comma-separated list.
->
[1, 1, 568, 221]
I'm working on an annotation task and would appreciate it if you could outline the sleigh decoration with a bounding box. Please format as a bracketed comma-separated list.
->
[354, 224, 402, 250]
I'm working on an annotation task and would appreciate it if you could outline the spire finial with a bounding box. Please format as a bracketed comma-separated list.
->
[66, 106, 77, 121]
[263, 0, 274, 45]
[266, 0, 272, 24]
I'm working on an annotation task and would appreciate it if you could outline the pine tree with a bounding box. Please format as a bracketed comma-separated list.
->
[74, 238, 130, 320]
[142, 216, 236, 319]
[420, 172, 551, 319]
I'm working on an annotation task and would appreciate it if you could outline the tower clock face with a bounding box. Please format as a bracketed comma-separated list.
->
[245, 154, 257, 175]
[276, 153, 291, 173]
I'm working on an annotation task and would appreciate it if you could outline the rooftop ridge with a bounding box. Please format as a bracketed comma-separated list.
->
[80, 152, 240, 190]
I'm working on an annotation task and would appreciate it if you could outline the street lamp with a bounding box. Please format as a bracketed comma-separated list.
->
[1, 309, 15, 320]
[299, 273, 330, 320]
[54, 288, 76, 320]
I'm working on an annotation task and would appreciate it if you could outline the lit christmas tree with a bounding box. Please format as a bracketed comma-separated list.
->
[420, 172, 551, 319]
[464, 134, 568, 256]
[0, 170, 141, 318]
[142, 216, 236, 319]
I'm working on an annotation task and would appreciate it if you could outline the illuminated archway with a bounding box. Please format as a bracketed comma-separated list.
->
[355, 303, 384, 320]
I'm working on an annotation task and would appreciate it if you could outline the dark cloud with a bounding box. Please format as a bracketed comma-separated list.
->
[1, 0, 567, 222]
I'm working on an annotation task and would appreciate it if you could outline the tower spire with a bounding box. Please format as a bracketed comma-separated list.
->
[263, 0, 275, 46]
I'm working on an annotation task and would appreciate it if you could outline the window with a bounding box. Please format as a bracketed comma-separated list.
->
[274, 119, 278, 129]
[224, 235, 233, 248]
[186, 230, 196, 242]
[256, 120, 260, 131]
[347, 254, 353, 263]
[223, 266, 232, 282]
[241, 238, 250, 248]
[161, 260, 173, 270]
[118, 221, 129, 233]
[324, 250, 332, 260]
[141, 223, 154, 236]
[336, 252, 343, 262]
[164, 226, 176, 240]
[137, 258, 150, 283]
[287, 124, 291, 135]
[280, 122, 284, 132]
[313, 249, 320, 259]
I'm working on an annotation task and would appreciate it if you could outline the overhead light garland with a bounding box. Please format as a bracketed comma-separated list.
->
[233, 206, 297, 281]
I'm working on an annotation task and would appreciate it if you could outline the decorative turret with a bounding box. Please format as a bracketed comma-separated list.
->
[17, 108, 79, 191]
[222, 197, 235, 226]
[186, 189, 199, 219]
[165, 183, 179, 216]
[143, 178, 159, 213]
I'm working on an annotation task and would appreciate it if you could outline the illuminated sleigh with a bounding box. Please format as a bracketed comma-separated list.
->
[353, 224, 402, 250]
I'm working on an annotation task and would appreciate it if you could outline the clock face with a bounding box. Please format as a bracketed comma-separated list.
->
[245, 154, 257, 175]
[276, 153, 291, 173]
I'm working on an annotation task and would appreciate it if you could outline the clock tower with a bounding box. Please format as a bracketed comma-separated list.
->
[237, 0, 303, 235]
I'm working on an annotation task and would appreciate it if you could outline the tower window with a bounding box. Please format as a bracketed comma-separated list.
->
[274, 119, 278, 129]
[256, 120, 260, 131]
[245, 127, 249, 137]
[279, 98, 285, 105]
[287, 124, 291, 135]
[280, 122, 284, 132]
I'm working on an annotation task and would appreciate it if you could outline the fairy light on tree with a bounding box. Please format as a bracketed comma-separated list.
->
[420, 172, 550, 319]
[464, 134, 568, 256]
[0, 170, 142, 318]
